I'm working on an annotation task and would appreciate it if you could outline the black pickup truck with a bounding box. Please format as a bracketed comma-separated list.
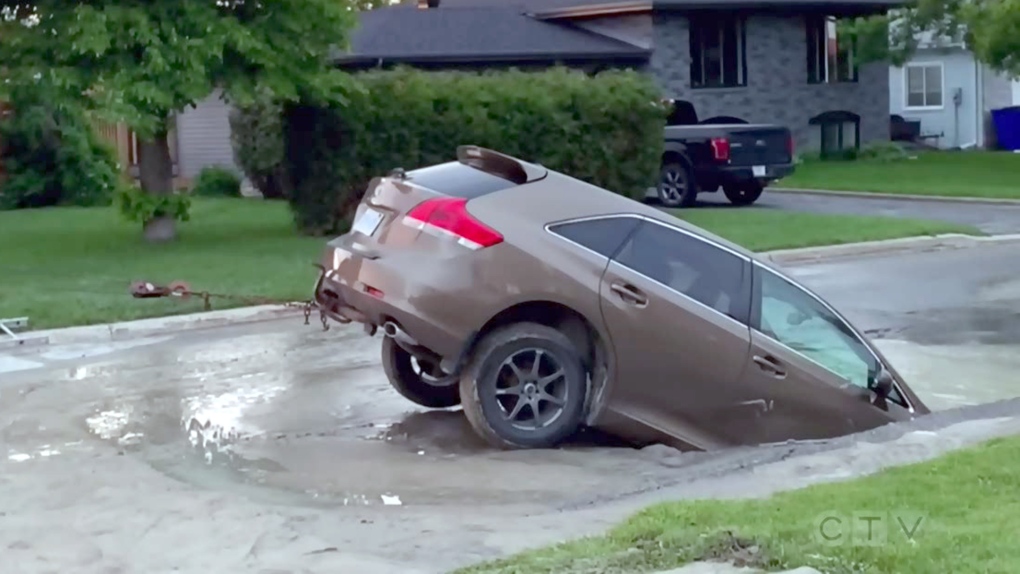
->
[650, 100, 796, 208]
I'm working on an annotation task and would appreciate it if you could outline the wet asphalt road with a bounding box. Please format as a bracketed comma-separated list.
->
[2, 242, 1020, 572]
[703, 190, 1020, 235]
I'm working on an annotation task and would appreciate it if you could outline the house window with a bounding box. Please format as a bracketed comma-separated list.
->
[689, 14, 747, 89]
[806, 16, 857, 83]
[809, 110, 860, 158]
[905, 63, 943, 109]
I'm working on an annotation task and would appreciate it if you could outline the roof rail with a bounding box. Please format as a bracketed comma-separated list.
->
[456, 145, 547, 184]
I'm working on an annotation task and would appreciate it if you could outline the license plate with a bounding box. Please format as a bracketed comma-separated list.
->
[351, 208, 384, 237]
[752, 165, 767, 177]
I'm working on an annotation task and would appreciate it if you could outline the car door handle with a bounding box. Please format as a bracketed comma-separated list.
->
[610, 283, 648, 306]
[753, 355, 787, 378]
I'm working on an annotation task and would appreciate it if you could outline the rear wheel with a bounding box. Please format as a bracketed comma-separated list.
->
[658, 162, 698, 208]
[723, 182, 764, 206]
[381, 336, 460, 408]
[460, 323, 588, 449]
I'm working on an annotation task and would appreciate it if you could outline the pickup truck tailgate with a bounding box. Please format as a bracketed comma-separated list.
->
[727, 127, 792, 165]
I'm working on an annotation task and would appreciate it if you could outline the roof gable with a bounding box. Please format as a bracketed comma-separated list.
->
[338, 5, 649, 64]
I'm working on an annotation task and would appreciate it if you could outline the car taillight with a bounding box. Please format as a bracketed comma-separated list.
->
[787, 134, 795, 158]
[403, 197, 503, 250]
[710, 137, 730, 162]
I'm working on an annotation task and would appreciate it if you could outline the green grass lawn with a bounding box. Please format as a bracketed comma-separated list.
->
[0, 198, 324, 329]
[675, 208, 976, 252]
[779, 151, 1020, 199]
[0, 198, 977, 330]
[458, 435, 1020, 574]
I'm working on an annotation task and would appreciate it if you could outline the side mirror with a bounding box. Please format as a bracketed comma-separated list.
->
[871, 369, 894, 397]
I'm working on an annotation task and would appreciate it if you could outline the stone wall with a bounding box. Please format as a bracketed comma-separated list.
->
[648, 12, 890, 151]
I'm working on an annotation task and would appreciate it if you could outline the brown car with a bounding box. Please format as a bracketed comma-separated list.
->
[313, 146, 930, 450]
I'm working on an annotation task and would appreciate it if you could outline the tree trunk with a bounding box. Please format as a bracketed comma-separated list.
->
[137, 130, 176, 243]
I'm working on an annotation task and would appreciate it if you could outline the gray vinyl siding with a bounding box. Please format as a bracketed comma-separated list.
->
[175, 89, 240, 179]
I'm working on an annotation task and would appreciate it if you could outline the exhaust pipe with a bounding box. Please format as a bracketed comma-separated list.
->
[383, 321, 419, 348]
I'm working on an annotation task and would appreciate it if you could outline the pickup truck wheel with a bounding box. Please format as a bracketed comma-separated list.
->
[723, 182, 764, 206]
[658, 162, 697, 208]
[460, 322, 587, 449]
[381, 336, 460, 409]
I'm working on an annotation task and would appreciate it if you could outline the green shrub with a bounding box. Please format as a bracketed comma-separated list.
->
[229, 95, 290, 199]
[278, 66, 666, 235]
[191, 166, 242, 197]
[0, 99, 122, 210]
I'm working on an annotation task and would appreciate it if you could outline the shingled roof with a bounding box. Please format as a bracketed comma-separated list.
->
[336, 5, 650, 65]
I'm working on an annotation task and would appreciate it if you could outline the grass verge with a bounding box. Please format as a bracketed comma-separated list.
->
[0, 199, 977, 329]
[778, 151, 1020, 199]
[457, 435, 1020, 574]
[0, 198, 323, 329]
[673, 208, 978, 252]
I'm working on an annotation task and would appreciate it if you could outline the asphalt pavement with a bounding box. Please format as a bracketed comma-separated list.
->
[2, 242, 1020, 573]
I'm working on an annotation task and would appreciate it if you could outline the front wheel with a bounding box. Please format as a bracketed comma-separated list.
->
[381, 336, 460, 408]
[723, 182, 764, 206]
[459, 323, 588, 449]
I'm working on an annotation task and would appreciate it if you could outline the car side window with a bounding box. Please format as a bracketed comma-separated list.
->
[613, 221, 748, 322]
[755, 267, 878, 389]
[548, 217, 641, 258]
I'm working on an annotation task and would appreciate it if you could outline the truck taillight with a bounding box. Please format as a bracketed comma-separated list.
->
[710, 137, 730, 162]
[403, 197, 503, 250]
[787, 134, 795, 158]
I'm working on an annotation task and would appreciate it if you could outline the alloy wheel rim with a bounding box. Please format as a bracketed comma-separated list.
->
[494, 348, 569, 430]
[659, 168, 686, 202]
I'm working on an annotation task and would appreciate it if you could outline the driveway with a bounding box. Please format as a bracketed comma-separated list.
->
[2, 242, 1020, 573]
[698, 190, 1020, 235]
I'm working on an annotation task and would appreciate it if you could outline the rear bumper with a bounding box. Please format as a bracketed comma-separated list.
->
[695, 163, 795, 188]
[312, 235, 465, 359]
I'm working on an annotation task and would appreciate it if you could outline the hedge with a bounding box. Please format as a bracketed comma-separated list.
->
[238, 67, 666, 235]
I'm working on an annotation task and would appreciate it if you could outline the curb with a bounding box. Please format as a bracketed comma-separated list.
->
[764, 232, 1020, 265]
[2, 304, 307, 349]
[768, 187, 1020, 206]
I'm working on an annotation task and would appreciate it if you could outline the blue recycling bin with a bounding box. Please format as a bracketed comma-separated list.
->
[991, 106, 1020, 151]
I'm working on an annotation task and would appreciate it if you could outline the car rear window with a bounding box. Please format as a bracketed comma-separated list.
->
[406, 162, 517, 199]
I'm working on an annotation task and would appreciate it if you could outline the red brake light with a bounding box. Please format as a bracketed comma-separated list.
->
[710, 137, 730, 162]
[787, 133, 795, 158]
[404, 197, 503, 250]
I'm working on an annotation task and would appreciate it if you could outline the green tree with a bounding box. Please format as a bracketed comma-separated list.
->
[845, 0, 1020, 78]
[0, 1, 360, 241]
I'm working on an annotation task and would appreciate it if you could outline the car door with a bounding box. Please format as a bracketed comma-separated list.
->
[741, 261, 916, 444]
[597, 218, 762, 449]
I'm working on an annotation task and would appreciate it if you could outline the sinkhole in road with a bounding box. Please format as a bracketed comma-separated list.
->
[82, 361, 670, 511]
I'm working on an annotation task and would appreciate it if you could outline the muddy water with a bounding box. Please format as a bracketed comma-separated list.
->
[24, 323, 670, 510]
[3, 242, 1020, 516]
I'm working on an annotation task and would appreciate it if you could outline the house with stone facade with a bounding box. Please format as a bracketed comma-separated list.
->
[339, 0, 898, 156]
[176, 0, 899, 176]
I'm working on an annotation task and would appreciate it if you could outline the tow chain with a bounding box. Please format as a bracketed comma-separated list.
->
[129, 280, 331, 331]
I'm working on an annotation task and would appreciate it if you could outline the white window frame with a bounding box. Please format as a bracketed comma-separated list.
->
[903, 62, 945, 111]
[807, 15, 856, 84]
[689, 14, 747, 89]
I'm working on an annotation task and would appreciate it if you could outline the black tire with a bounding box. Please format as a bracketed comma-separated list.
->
[459, 322, 588, 449]
[381, 336, 460, 409]
[723, 182, 764, 206]
[658, 161, 698, 208]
